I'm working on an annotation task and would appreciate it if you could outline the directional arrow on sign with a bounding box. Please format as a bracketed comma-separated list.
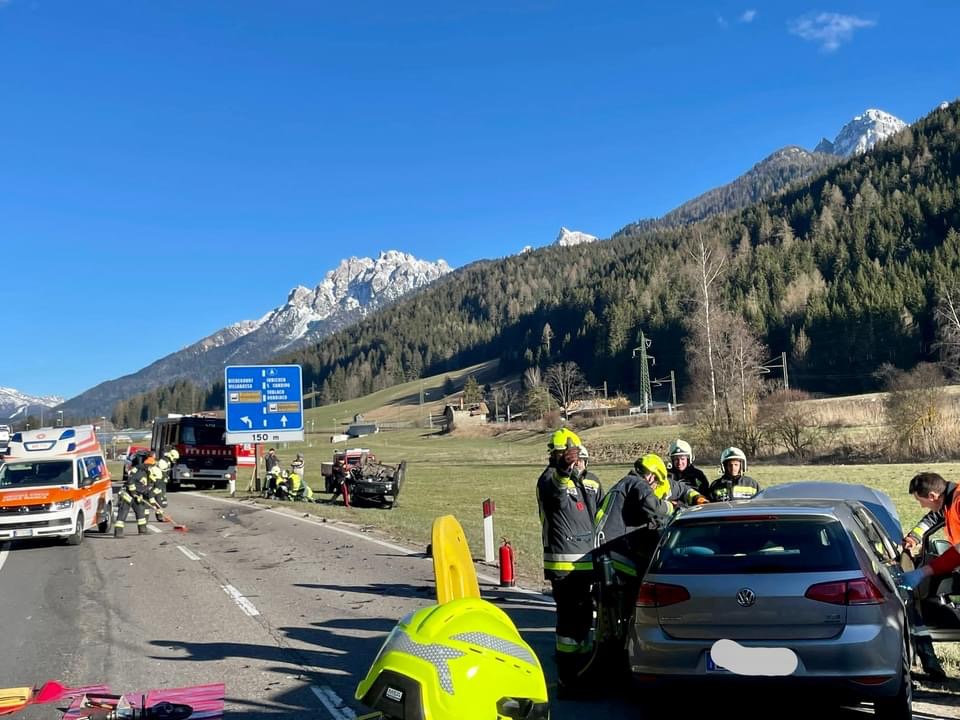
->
[281, 415, 288, 427]
[240, 416, 253, 429]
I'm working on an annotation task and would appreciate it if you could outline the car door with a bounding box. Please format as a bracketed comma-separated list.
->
[915, 519, 960, 640]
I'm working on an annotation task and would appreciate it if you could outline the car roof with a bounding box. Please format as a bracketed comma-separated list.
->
[674, 498, 857, 521]
[755, 482, 903, 541]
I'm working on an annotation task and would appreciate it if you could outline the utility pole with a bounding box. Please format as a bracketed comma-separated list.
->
[632, 331, 654, 413]
[670, 370, 677, 408]
[782, 351, 789, 390]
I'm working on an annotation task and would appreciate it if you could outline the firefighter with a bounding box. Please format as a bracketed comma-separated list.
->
[143, 455, 166, 522]
[667, 438, 710, 496]
[898, 472, 956, 679]
[291, 452, 305, 478]
[155, 445, 179, 507]
[536, 428, 600, 691]
[287, 464, 315, 502]
[115, 462, 150, 537]
[594, 453, 674, 584]
[706, 446, 760, 501]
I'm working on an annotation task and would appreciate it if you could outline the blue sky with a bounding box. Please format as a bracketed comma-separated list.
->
[1, 1, 958, 399]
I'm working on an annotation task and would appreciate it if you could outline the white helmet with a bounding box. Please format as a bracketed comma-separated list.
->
[668, 439, 694, 464]
[720, 446, 747, 474]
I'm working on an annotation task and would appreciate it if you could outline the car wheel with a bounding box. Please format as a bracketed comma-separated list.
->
[98, 503, 113, 533]
[874, 639, 912, 720]
[66, 513, 85, 546]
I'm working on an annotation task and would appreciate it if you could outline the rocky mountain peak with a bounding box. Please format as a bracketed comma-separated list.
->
[555, 227, 598, 247]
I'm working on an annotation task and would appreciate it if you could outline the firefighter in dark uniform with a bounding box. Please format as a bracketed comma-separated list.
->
[706, 446, 760, 501]
[667, 438, 710, 496]
[155, 445, 178, 508]
[594, 454, 674, 596]
[536, 428, 602, 691]
[143, 455, 166, 522]
[115, 462, 151, 537]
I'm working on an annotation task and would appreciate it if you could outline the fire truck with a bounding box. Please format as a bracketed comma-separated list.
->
[150, 414, 254, 491]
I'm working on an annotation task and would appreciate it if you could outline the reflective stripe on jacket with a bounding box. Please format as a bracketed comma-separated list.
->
[706, 473, 760, 502]
[537, 467, 598, 580]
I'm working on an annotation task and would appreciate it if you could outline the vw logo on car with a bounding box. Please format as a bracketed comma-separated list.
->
[736, 588, 756, 607]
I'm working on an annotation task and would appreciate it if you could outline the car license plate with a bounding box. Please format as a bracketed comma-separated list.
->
[12, 529, 34, 538]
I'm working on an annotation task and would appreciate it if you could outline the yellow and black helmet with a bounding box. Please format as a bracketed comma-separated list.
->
[356, 597, 549, 719]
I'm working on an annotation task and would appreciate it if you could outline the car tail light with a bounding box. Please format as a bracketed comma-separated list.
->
[805, 578, 883, 605]
[637, 582, 690, 607]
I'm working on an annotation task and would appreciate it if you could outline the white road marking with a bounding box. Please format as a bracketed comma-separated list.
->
[222, 584, 260, 617]
[193, 493, 551, 601]
[310, 685, 356, 720]
[146, 525, 162, 534]
[177, 545, 201, 561]
[0, 543, 9, 573]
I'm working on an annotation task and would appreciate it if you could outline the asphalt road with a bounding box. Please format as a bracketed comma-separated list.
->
[0, 493, 956, 719]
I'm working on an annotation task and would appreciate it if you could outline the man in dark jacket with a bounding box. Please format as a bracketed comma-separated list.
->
[537, 428, 602, 689]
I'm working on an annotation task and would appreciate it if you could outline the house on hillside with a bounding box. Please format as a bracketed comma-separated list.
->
[443, 398, 489, 430]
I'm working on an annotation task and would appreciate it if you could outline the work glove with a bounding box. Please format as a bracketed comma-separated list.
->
[695, 496, 710, 505]
[899, 566, 932, 591]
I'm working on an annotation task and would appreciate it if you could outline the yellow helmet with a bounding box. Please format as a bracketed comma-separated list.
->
[356, 597, 549, 720]
[637, 453, 669, 498]
[547, 428, 581, 453]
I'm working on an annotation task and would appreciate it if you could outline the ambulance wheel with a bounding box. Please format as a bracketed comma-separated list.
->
[98, 503, 113, 533]
[67, 512, 85, 546]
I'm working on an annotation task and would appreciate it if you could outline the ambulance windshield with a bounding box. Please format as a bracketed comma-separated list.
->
[0, 460, 73, 488]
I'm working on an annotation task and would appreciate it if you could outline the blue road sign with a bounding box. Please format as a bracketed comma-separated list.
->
[224, 365, 304, 444]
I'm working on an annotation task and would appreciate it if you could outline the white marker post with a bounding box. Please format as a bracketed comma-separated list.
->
[482, 498, 496, 563]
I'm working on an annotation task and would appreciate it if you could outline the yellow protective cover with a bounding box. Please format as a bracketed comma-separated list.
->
[431, 515, 480, 604]
[0, 687, 32, 715]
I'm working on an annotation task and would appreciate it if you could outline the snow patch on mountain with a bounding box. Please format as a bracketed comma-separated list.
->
[0, 387, 64, 421]
[814, 108, 907, 157]
[555, 227, 598, 246]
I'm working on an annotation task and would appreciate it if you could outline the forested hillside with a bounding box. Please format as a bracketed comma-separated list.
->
[112, 102, 960, 425]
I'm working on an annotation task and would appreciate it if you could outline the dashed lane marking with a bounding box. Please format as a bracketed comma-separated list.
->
[146, 525, 162, 534]
[222, 584, 260, 617]
[310, 685, 356, 720]
[193, 493, 551, 602]
[177, 545, 201, 561]
[0, 542, 9, 573]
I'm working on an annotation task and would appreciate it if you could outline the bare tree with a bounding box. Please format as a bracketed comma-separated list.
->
[934, 289, 960, 376]
[544, 362, 587, 419]
[523, 366, 551, 420]
[685, 232, 726, 423]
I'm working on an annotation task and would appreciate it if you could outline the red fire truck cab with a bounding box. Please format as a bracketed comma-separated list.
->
[150, 413, 254, 491]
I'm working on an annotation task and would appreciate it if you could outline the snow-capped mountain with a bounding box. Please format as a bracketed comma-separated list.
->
[0, 387, 64, 422]
[58, 251, 452, 417]
[814, 109, 907, 157]
[555, 227, 598, 247]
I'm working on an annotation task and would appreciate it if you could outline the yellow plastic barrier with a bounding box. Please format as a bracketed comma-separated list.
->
[431, 515, 480, 604]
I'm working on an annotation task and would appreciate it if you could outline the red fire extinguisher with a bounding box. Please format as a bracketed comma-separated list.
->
[499, 538, 515, 587]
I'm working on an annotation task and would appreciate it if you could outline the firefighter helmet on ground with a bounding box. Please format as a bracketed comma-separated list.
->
[720, 446, 748, 474]
[356, 597, 549, 720]
[668, 438, 694, 464]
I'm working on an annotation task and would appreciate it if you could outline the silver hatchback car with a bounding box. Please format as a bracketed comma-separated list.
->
[628, 498, 911, 718]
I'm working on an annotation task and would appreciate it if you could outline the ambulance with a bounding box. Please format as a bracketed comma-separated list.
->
[0, 425, 114, 545]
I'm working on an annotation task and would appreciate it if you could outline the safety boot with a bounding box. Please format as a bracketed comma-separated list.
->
[114, 526, 123, 538]
[916, 637, 947, 680]
[138, 525, 149, 535]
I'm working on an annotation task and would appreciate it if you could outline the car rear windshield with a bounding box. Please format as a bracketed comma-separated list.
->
[651, 516, 858, 574]
[0, 461, 73, 489]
